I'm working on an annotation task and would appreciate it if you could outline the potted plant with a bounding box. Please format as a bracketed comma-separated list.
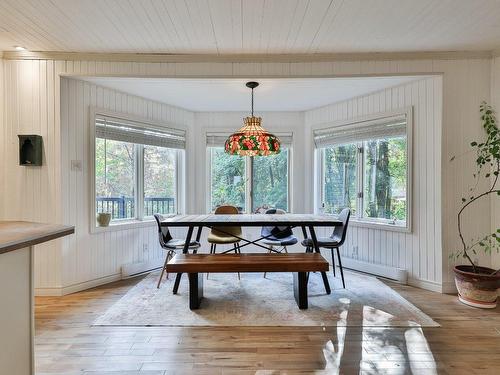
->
[450, 102, 500, 308]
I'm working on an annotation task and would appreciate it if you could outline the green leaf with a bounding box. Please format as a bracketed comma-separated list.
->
[471, 141, 477, 146]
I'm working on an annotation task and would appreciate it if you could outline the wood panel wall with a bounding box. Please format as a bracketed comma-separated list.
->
[0, 57, 492, 294]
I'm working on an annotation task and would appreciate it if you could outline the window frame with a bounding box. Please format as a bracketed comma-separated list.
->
[90, 108, 184, 233]
[206, 146, 292, 214]
[316, 108, 413, 233]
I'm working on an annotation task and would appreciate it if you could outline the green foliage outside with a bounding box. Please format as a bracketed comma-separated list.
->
[143, 145, 176, 200]
[252, 149, 288, 212]
[210, 147, 289, 212]
[364, 137, 407, 221]
[323, 145, 357, 214]
[95, 138, 135, 197]
[210, 147, 246, 211]
[323, 137, 407, 222]
[95, 139, 177, 218]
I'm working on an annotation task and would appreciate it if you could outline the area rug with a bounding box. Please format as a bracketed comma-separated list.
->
[94, 270, 439, 327]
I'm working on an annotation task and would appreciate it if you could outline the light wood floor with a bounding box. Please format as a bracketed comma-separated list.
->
[35, 274, 500, 375]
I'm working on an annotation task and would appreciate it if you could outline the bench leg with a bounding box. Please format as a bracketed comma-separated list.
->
[293, 272, 308, 309]
[188, 273, 203, 310]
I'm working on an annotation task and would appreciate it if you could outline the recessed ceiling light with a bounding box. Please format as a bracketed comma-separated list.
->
[14, 46, 27, 51]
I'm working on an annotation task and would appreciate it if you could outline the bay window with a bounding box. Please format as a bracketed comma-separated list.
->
[93, 112, 185, 226]
[315, 109, 412, 229]
[207, 132, 292, 213]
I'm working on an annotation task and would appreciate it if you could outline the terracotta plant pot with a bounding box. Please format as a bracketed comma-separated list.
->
[454, 265, 500, 309]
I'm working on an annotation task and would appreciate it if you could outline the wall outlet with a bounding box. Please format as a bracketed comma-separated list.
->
[352, 246, 359, 258]
[70, 160, 82, 171]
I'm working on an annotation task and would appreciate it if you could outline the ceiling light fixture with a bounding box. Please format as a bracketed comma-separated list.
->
[14, 46, 27, 51]
[224, 81, 280, 156]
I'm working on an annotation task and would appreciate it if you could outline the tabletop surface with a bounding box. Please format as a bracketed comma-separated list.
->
[160, 213, 342, 227]
[0, 221, 75, 254]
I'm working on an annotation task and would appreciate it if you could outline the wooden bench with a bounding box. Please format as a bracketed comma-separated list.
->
[166, 253, 329, 310]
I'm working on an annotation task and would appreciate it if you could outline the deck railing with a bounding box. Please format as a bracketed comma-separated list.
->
[96, 196, 175, 219]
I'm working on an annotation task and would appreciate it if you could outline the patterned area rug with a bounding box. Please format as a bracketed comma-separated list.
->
[94, 270, 439, 327]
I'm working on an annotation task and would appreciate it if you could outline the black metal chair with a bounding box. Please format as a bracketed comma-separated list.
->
[301, 208, 350, 288]
[154, 213, 200, 289]
[260, 208, 298, 278]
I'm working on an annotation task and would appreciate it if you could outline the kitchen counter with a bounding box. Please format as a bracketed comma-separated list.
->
[0, 221, 74, 375]
[0, 221, 74, 254]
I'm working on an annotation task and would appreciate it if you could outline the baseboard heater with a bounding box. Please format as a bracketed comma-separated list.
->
[340, 257, 407, 283]
[121, 258, 165, 279]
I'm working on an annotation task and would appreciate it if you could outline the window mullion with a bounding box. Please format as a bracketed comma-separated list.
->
[246, 156, 253, 213]
[136, 144, 144, 220]
[357, 142, 364, 220]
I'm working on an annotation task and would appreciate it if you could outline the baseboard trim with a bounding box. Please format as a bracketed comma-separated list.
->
[121, 258, 165, 279]
[341, 257, 408, 283]
[441, 281, 458, 294]
[35, 273, 122, 296]
[407, 277, 446, 293]
[34, 287, 63, 297]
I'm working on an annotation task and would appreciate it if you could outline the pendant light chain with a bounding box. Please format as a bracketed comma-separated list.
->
[251, 87, 254, 116]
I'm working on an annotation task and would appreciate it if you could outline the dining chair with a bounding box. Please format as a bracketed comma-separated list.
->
[154, 213, 200, 288]
[301, 208, 351, 288]
[260, 208, 298, 278]
[207, 205, 242, 279]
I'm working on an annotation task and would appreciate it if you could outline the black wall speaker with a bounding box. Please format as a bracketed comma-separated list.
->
[18, 135, 43, 166]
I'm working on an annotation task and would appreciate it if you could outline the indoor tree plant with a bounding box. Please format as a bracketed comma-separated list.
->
[451, 102, 500, 308]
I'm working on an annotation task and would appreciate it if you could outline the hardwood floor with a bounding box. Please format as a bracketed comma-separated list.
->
[35, 275, 500, 374]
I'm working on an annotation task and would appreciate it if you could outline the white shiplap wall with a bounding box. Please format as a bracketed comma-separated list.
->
[305, 77, 443, 288]
[0, 55, 4, 220]
[2, 59, 64, 289]
[0, 57, 492, 294]
[491, 56, 500, 270]
[59, 77, 194, 292]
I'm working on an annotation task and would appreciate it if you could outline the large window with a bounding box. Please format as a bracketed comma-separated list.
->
[210, 147, 246, 211]
[95, 138, 137, 220]
[251, 149, 289, 212]
[93, 113, 185, 225]
[207, 132, 291, 213]
[316, 110, 411, 229]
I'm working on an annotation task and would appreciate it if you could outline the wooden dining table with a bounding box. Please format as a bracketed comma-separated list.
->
[160, 213, 343, 295]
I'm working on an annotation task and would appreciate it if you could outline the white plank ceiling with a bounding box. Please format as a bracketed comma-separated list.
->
[1, 0, 500, 54]
[76, 76, 424, 111]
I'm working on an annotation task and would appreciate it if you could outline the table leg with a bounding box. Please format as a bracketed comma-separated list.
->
[293, 272, 308, 309]
[195, 226, 203, 242]
[308, 225, 331, 295]
[188, 272, 203, 310]
[173, 226, 194, 295]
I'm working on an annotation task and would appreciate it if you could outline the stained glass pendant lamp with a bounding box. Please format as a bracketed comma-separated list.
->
[224, 81, 281, 156]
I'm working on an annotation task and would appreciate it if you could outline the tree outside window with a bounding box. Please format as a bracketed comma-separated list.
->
[209, 147, 289, 213]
